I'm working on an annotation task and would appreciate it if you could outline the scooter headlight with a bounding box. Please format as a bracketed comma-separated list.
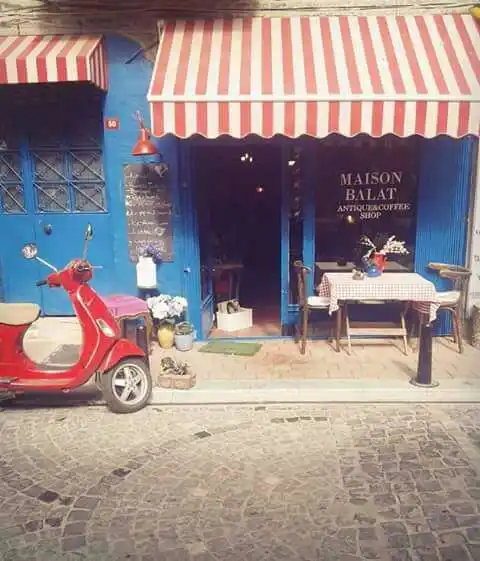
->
[96, 319, 116, 337]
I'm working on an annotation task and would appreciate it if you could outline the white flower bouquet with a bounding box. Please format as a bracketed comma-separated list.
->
[377, 236, 409, 256]
[146, 294, 188, 325]
[359, 234, 409, 257]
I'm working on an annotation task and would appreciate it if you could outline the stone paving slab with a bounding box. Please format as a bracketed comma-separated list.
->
[157, 338, 480, 383]
[1, 403, 480, 560]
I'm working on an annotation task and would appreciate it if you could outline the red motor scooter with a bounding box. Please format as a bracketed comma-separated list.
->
[0, 224, 152, 413]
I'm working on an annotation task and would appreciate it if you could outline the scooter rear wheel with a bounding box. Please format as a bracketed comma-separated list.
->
[102, 358, 152, 414]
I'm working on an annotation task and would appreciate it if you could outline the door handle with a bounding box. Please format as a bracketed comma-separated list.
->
[43, 224, 53, 235]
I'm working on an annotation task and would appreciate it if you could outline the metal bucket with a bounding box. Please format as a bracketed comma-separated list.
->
[174, 332, 194, 352]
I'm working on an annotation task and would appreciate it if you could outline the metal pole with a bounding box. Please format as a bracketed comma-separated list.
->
[411, 322, 439, 388]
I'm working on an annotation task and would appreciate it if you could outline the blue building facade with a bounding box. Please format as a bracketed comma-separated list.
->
[0, 33, 477, 339]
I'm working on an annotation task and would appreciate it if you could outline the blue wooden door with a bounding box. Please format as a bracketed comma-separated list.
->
[0, 148, 42, 306]
[0, 85, 114, 315]
[178, 142, 214, 340]
[29, 148, 114, 315]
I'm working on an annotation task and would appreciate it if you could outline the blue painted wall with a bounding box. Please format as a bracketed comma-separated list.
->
[415, 135, 476, 335]
[103, 35, 183, 298]
[101, 40, 476, 340]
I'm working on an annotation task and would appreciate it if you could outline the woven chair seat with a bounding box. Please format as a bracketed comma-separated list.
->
[307, 296, 330, 308]
[436, 290, 461, 306]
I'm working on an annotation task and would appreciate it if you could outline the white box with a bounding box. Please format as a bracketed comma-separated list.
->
[216, 307, 253, 332]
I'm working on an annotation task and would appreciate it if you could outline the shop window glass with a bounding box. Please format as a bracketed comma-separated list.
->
[315, 135, 419, 271]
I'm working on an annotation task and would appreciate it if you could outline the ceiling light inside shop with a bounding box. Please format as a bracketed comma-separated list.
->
[346, 215, 355, 224]
[240, 152, 253, 163]
[288, 159, 296, 167]
[256, 186, 264, 193]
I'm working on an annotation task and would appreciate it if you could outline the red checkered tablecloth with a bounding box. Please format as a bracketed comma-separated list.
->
[317, 272, 440, 323]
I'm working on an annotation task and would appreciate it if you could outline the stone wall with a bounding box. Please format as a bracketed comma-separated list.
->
[0, 0, 472, 60]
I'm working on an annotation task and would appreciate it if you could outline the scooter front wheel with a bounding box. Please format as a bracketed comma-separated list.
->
[102, 358, 152, 414]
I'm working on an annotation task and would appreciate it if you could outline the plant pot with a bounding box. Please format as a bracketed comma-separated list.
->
[158, 372, 196, 390]
[157, 323, 175, 349]
[175, 332, 194, 352]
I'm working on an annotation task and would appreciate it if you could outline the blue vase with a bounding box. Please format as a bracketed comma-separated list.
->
[366, 265, 382, 278]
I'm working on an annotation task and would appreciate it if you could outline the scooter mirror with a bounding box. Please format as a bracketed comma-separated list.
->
[21, 243, 38, 260]
[85, 224, 94, 241]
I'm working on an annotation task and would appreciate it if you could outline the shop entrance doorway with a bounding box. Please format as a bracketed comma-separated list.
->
[193, 143, 282, 338]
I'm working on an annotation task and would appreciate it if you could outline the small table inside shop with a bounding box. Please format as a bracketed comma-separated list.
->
[211, 263, 244, 301]
[317, 272, 439, 353]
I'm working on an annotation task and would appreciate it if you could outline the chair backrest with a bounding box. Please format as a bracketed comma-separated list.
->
[428, 263, 471, 292]
[293, 260, 311, 307]
[428, 263, 471, 319]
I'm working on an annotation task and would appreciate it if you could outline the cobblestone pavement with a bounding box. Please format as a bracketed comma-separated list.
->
[1, 404, 480, 561]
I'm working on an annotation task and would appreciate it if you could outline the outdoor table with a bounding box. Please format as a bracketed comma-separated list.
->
[317, 272, 439, 353]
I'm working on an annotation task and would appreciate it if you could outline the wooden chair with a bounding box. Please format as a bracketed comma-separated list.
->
[415, 263, 471, 353]
[294, 261, 330, 354]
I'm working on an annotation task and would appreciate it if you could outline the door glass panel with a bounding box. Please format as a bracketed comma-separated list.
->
[72, 182, 106, 212]
[0, 152, 25, 214]
[70, 150, 106, 212]
[33, 151, 67, 182]
[287, 146, 304, 304]
[33, 149, 107, 214]
[35, 182, 70, 213]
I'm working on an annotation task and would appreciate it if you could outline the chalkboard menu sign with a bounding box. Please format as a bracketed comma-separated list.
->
[124, 163, 173, 262]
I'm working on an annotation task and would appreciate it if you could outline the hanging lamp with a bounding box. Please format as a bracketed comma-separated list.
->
[132, 111, 158, 156]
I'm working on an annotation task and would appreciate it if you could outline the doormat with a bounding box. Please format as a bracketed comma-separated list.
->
[198, 341, 262, 357]
[42, 344, 81, 366]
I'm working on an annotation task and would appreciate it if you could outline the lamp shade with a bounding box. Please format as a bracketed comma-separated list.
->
[132, 127, 158, 156]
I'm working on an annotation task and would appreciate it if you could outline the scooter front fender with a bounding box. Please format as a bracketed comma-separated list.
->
[99, 339, 146, 373]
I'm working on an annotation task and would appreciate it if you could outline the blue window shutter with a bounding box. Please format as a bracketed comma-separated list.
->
[415, 136, 476, 335]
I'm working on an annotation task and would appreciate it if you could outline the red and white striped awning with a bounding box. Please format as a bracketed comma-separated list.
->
[0, 35, 107, 90]
[148, 15, 480, 139]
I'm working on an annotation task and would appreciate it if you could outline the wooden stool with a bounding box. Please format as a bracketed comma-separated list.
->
[101, 295, 153, 354]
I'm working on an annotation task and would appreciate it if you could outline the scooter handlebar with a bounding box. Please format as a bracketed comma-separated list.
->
[36, 280, 48, 287]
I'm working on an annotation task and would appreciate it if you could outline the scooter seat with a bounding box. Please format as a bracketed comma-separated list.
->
[0, 303, 41, 326]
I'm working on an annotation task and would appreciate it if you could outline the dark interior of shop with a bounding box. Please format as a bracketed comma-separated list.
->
[194, 143, 282, 337]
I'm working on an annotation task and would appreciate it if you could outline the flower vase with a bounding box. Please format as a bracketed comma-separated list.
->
[157, 323, 175, 349]
[372, 253, 387, 273]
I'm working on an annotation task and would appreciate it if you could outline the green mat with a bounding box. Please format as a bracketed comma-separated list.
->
[199, 341, 262, 357]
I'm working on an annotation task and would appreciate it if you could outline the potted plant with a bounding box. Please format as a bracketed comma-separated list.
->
[146, 295, 188, 349]
[174, 321, 194, 352]
[158, 357, 196, 390]
[358, 234, 409, 276]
